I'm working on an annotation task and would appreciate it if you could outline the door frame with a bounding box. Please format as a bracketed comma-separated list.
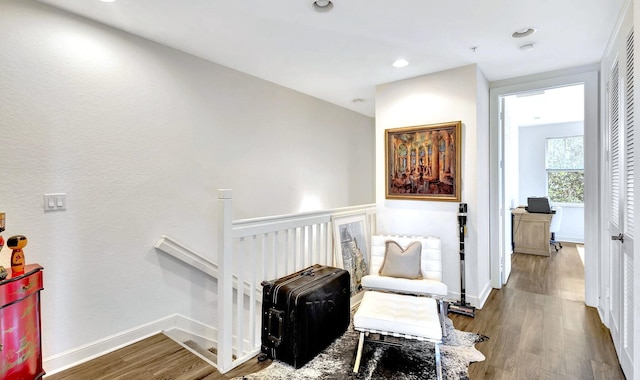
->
[489, 69, 600, 307]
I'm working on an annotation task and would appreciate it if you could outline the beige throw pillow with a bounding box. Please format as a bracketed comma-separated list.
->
[378, 240, 423, 279]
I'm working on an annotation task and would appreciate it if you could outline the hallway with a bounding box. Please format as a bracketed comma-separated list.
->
[451, 243, 624, 379]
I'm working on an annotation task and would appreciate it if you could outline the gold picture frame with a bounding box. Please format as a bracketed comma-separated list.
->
[385, 121, 462, 201]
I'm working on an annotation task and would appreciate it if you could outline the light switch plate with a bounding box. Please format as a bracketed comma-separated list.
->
[44, 193, 66, 211]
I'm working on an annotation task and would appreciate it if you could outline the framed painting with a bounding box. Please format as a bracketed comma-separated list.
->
[385, 121, 462, 201]
[332, 214, 369, 296]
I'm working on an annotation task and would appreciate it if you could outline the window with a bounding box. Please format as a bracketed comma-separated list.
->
[546, 136, 584, 204]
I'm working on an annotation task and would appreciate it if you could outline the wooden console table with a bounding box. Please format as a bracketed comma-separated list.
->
[512, 208, 552, 256]
[0, 264, 44, 379]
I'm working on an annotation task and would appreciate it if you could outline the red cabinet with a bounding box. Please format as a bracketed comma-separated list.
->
[0, 264, 44, 380]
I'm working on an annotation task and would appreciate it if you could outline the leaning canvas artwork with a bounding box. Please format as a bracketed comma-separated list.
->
[385, 121, 462, 202]
[332, 214, 369, 296]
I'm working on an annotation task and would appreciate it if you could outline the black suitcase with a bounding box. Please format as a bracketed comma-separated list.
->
[261, 264, 350, 368]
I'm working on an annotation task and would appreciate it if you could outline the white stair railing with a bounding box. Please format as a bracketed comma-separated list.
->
[154, 235, 257, 296]
[156, 190, 376, 373]
[216, 189, 376, 374]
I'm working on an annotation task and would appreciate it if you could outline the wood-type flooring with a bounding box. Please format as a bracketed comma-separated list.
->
[47, 243, 624, 379]
[450, 243, 625, 379]
[45, 333, 271, 380]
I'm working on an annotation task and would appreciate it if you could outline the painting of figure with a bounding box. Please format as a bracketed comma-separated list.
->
[386, 121, 461, 201]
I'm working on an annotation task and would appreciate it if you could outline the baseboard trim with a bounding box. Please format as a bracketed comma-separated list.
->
[43, 314, 218, 377]
[164, 326, 218, 368]
[447, 291, 480, 309]
[164, 315, 217, 355]
[477, 281, 492, 309]
[556, 235, 584, 244]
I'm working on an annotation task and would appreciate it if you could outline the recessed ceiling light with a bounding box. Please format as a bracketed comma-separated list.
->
[100, 0, 116, 2]
[512, 28, 537, 38]
[392, 59, 409, 68]
[313, 0, 333, 12]
[519, 43, 535, 52]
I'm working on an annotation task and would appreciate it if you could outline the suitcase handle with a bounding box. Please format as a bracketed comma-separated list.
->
[267, 308, 284, 347]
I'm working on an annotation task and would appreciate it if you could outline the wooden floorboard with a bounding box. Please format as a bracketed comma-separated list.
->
[46, 332, 273, 380]
[47, 243, 625, 379]
[450, 243, 626, 379]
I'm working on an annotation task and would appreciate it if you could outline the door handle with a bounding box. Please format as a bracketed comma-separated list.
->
[611, 233, 624, 243]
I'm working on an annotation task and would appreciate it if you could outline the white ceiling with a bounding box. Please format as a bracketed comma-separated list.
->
[509, 84, 585, 127]
[37, 0, 625, 117]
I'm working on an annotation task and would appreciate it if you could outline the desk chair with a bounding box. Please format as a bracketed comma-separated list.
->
[550, 207, 563, 251]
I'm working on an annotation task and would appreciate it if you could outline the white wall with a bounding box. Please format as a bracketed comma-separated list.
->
[375, 64, 492, 308]
[518, 121, 585, 242]
[0, 0, 374, 364]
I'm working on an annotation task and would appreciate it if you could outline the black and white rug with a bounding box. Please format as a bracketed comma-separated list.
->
[237, 317, 487, 380]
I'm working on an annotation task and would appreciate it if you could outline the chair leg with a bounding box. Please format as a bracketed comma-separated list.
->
[435, 341, 443, 380]
[353, 332, 365, 373]
[438, 299, 447, 338]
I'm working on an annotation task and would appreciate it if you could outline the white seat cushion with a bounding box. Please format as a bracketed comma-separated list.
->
[361, 274, 447, 296]
[354, 291, 442, 341]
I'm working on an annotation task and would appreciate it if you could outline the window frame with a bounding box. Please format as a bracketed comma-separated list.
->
[545, 135, 585, 206]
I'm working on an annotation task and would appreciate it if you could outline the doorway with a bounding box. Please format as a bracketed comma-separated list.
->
[489, 70, 599, 306]
[499, 84, 586, 283]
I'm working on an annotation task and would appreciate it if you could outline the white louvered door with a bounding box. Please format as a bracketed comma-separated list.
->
[608, 55, 622, 357]
[621, 29, 635, 376]
[606, 26, 635, 377]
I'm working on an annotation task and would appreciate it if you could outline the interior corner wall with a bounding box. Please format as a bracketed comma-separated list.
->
[374, 64, 492, 307]
[0, 0, 374, 365]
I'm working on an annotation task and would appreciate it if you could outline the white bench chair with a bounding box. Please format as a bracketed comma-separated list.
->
[353, 290, 443, 379]
[361, 234, 448, 337]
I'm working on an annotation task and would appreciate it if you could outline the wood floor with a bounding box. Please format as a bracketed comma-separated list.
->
[46, 243, 624, 379]
[450, 243, 625, 379]
[45, 333, 271, 380]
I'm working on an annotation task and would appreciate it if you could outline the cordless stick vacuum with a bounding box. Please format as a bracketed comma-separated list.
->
[449, 203, 476, 318]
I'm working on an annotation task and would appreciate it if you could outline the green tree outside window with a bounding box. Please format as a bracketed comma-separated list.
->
[546, 136, 584, 204]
